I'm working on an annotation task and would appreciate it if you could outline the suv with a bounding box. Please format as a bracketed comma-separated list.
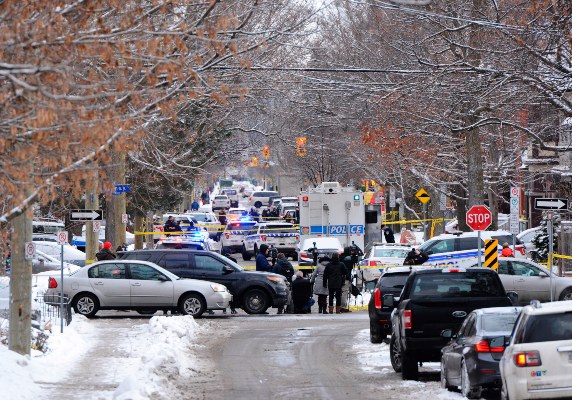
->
[368, 266, 414, 343]
[242, 222, 299, 261]
[221, 189, 239, 207]
[499, 300, 572, 400]
[118, 250, 289, 314]
[212, 195, 231, 212]
[416, 231, 526, 268]
[221, 220, 257, 254]
[248, 191, 279, 208]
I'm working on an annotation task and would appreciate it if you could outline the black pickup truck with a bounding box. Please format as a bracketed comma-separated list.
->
[384, 267, 517, 380]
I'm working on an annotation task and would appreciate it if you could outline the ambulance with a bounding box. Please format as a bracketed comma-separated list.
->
[298, 182, 366, 251]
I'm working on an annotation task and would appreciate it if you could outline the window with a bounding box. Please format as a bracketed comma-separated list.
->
[130, 264, 167, 281]
[511, 262, 540, 276]
[424, 239, 454, 254]
[458, 237, 481, 251]
[457, 313, 475, 337]
[121, 253, 152, 261]
[497, 260, 510, 275]
[88, 264, 126, 279]
[519, 313, 572, 343]
[373, 248, 410, 258]
[261, 225, 296, 234]
[194, 255, 226, 272]
[161, 254, 190, 272]
[380, 274, 409, 291]
[410, 272, 504, 299]
[481, 313, 519, 334]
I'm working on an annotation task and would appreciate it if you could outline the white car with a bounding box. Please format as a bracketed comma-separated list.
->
[221, 220, 257, 254]
[517, 227, 541, 257]
[226, 207, 249, 222]
[242, 222, 299, 261]
[297, 237, 343, 266]
[212, 195, 231, 211]
[221, 189, 239, 207]
[44, 260, 231, 318]
[32, 240, 87, 267]
[499, 300, 572, 400]
[359, 243, 412, 281]
[248, 190, 279, 208]
[186, 211, 220, 239]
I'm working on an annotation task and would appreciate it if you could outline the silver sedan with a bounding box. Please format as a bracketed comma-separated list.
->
[44, 260, 231, 318]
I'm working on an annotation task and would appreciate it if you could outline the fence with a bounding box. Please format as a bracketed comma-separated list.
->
[33, 293, 73, 330]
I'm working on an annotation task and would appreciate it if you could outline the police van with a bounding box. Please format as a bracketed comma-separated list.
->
[416, 230, 526, 268]
[220, 220, 257, 255]
[242, 222, 299, 261]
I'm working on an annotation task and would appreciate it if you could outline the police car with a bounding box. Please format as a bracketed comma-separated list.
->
[155, 228, 221, 252]
[220, 220, 257, 255]
[242, 222, 299, 261]
[416, 230, 526, 268]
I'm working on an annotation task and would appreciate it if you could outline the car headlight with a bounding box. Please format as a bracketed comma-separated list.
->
[267, 276, 285, 285]
[211, 283, 227, 292]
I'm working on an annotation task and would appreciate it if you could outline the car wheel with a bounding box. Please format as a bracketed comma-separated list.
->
[559, 287, 572, 301]
[242, 289, 269, 314]
[136, 310, 157, 315]
[179, 293, 206, 318]
[461, 360, 482, 399]
[292, 253, 298, 261]
[389, 334, 402, 373]
[370, 320, 384, 344]
[73, 293, 99, 318]
[401, 350, 418, 380]
[440, 361, 454, 391]
[242, 245, 252, 261]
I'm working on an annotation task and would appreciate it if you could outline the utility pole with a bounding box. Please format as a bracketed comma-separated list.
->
[106, 147, 126, 250]
[85, 168, 99, 264]
[9, 207, 32, 355]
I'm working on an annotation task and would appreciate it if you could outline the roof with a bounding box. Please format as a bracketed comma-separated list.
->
[412, 267, 495, 275]
[522, 300, 572, 315]
[474, 306, 522, 315]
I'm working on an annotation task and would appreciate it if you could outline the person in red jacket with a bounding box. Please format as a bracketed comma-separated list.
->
[501, 242, 514, 257]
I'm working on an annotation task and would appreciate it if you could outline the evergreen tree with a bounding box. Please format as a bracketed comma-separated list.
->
[531, 214, 560, 263]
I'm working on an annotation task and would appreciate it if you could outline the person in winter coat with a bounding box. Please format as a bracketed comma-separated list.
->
[310, 257, 330, 314]
[256, 244, 272, 272]
[272, 253, 295, 314]
[323, 252, 348, 314]
[501, 242, 514, 257]
[96, 242, 116, 261]
[164, 216, 181, 233]
[339, 247, 355, 313]
[381, 225, 396, 243]
[291, 271, 314, 313]
[403, 248, 429, 266]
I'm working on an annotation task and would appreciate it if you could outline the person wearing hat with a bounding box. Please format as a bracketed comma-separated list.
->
[96, 241, 116, 261]
[501, 242, 514, 257]
[255, 244, 272, 272]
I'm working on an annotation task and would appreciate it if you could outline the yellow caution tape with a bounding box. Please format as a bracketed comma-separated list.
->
[553, 253, 572, 260]
[347, 305, 368, 311]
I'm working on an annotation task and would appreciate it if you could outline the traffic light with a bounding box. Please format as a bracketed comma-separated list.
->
[251, 156, 258, 167]
[262, 146, 270, 158]
[296, 137, 307, 157]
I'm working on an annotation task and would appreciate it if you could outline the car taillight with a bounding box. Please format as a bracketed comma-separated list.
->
[48, 277, 57, 289]
[374, 288, 382, 309]
[260, 235, 267, 242]
[369, 260, 378, 267]
[300, 251, 308, 258]
[225, 232, 230, 239]
[403, 309, 412, 329]
[517, 246, 526, 255]
[514, 351, 541, 367]
[475, 340, 504, 353]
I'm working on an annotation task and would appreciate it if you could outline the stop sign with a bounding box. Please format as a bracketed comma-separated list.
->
[466, 205, 492, 231]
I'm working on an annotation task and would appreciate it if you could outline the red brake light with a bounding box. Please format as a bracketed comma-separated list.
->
[369, 260, 378, 267]
[48, 277, 58, 289]
[403, 309, 412, 329]
[514, 351, 541, 367]
[374, 288, 382, 309]
[518, 247, 525, 255]
[261, 235, 267, 242]
[302, 196, 308, 201]
[300, 251, 308, 258]
[448, 269, 460, 273]
[475, 340, 490, 353]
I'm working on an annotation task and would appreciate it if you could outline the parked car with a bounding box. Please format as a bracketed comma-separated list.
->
[32, 240, 86, 267]
[469, 258, 572, 304]
[44, 260, 231, 318]
[212, 195, 231, 212]
[221, 189, 239, 208]
[360, 243, 413, 281]
[226, 207, 249, 222]
[186, 211, 220, 239]
[440, 306, 522, 398]
[297, 237, 343, 267]
[517, 226, 541, 257]
[368, 266, 413, 343]
[499, 300, 572, 400]
[248, 190, 279, 208]
[118, 250, 289, 314]
[32, 249, 79, 275]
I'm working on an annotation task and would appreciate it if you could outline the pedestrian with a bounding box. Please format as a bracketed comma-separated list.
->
[339, 247, 354, 313]
[310, 256, 329, 314]
[291, 271, 314, 313]
[191, 200, 200, 211]
[381, 224, 396, 243]
[96, 241, 116, 261]
[272, 253, 295, 314]
[261, 208, 270, 221]
[294, 206, 300, 225]
[501, 242, 514, 257]
[323, 252, 348, 314]
[403, 248, 429, 266]
[164, 215, 181, 233]
[255, 244, 272, 272]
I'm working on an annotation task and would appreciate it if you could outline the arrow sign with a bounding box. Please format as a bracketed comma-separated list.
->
[70, 209, 103, 221]
[534, 198, 568, 210]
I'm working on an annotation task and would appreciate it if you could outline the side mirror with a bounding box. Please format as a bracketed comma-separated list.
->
[158, 275, 169, 282]
[223, 265, 234, 274]
[382, 294, 395, 308]
[506, 291, 519, 305]
[441, 329, 453, 339]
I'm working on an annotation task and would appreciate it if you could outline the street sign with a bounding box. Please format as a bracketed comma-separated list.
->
[510, 186, 520, 235]
[24, 242, 36, 260]
[484, 239, 499, 271]
[534, 198, 568, 210]
[122, 214, 128, 224]
[93, 221, 101, 232]
[57, 231, 68, 245]
[415, 188, 430, 204]
[70, 209, 103, 221]
[466, 205, 492, 231]
[115, 184, 131, 193]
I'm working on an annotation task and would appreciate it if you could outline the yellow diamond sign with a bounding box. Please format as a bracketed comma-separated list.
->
[416, 188, 430, 204]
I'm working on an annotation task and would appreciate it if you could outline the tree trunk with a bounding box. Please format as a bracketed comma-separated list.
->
[134, 212, 144, 250]
[106, 148, 126, 251]
[85, 168, 100, 263]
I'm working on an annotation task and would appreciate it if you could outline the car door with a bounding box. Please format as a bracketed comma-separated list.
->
[496, 259, 516, 293]
[448, 314, 477, 384]
[156, 253, 194, 279]
[128, 263, 174, 307]
[87, 263, 130, 306]
[191, 253, 236, 293]
[510, 260, 549, 303]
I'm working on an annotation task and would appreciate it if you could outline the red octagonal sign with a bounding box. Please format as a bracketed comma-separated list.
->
[466, 205, 492, 231]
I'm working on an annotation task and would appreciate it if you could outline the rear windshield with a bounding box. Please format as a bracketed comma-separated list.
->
[519, 313, 572, 343]
[410, 272, 504, 299]
[253, 192, 278, 197]
[228, 210, 247, 215]
[215, 196, 228, 200]
[261, 225, 297, 234]
[373, 248, 410, 258]
[481, 313, 519, 335]
[191, 214, 209, 222]
[380, 273, 409, 290]
[227, 222, 256, 231]
[223, 190, 237, 195]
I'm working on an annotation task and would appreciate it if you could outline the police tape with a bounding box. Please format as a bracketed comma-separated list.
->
[381, 217, 455, 225]
[553, 253, 572, 260]
[133, 225, 301, 235]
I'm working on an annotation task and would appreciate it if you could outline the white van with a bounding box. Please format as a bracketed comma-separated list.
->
[248, 191, 279, 208]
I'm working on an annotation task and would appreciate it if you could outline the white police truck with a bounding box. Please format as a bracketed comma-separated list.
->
[242, 222, 299, 261]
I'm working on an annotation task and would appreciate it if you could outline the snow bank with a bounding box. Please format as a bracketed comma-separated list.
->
[113, 315, 200, 400]
[0, 346, 41, 400]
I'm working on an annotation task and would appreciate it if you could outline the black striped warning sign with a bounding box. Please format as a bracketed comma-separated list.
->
[484, 239, 498, 271]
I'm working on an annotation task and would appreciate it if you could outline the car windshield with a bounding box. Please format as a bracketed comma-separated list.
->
[223, 190, 237, 195]
[410, 272, 504, 299]
[155, 243, 206, 250]
[372, 248, 410, 258]
[481, 313, 519, 335]
[261, 225, 296, 234]
[192, 214, 208, 222]
[519, 312, 572, 343]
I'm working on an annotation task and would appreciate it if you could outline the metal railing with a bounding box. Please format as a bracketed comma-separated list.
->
[34, 293, 73, 328]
